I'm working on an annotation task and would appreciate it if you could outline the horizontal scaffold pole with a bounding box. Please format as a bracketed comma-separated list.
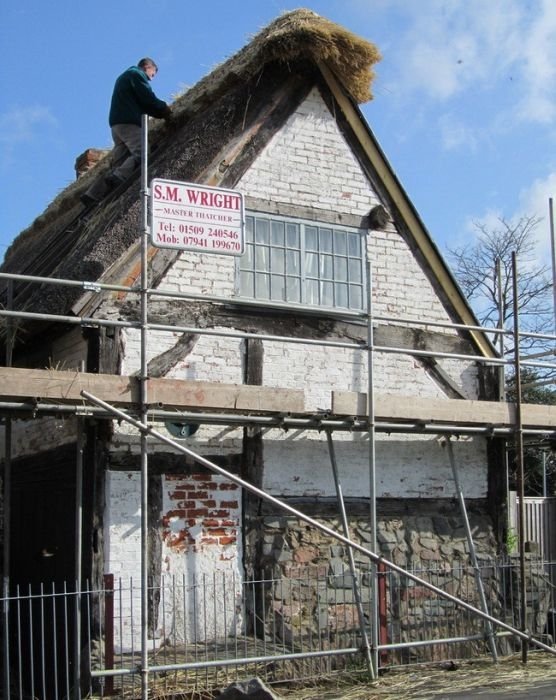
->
[0, 368, 556, 432]
[81, 388, 556, 658]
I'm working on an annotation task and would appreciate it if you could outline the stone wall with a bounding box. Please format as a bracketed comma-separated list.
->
[244, 504, 529, 662]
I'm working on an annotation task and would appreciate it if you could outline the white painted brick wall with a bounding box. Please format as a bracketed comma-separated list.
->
[161, 86, 459, 334]
[104, 471, 243, 649]
[160, 473, 243, 642]
[104, 471, 142, 652]
[116, 329, 244, 448]
[239, 89, 382, 214]
[262, 434, 487, 499]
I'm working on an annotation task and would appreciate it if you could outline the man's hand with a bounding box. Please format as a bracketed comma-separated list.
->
[162, 105, 173, 123]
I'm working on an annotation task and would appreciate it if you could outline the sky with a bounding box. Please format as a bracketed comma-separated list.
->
[2, 0, 556, 264]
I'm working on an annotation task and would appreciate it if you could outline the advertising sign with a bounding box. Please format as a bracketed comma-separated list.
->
[150, 179, 244, 255]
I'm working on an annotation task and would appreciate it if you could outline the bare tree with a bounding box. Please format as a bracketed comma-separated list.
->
[447, 216, 553, 361]
[448, 217, 555, 495]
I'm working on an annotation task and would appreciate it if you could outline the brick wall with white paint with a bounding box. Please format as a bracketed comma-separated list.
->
[239, 88, 382, 215]
[262, 433, 486, 499]
[237, 87, 458, 329]
[104, 471, 142, 651]
[104, 471, 242, 650]
[157, 88, 462, 334]
[115, 328, 244, 450]
[160, 473, 243, 642]
[116, 324, 485, 500]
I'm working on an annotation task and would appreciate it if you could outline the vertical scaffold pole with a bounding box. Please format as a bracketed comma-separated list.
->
[2, 281, 13, 700]
[511, 252, 528, 664]
[445, 438, 498, 662]
[325, 431, 374, 676]
[496, 258, 505, 402]
[366, 259, 379, 678]
[549, 198, 556, 337]
[73, 415, 84, 699]
[140, 114, 150, 700]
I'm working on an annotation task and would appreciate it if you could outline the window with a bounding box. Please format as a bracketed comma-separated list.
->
[238, 214, 366, 310]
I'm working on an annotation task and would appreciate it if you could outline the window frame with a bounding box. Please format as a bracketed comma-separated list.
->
[235, 211, 368, 312]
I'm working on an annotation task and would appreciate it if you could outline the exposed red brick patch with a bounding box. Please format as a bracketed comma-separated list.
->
[219, 536, 237, 546]
[175, 500, 196, 510]
[208, 509, 230, 518]
[187, 491, 208, 500]
[187, 508, 209, 518]
[206, 527, 229, 537]
[202, 518, 221, 528]
[74, 148, 109, 178]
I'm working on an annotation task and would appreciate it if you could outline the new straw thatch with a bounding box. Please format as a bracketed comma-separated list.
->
[173, 7, 381, 114]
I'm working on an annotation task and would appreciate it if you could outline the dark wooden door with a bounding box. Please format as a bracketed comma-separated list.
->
[9, 445, 77, 699]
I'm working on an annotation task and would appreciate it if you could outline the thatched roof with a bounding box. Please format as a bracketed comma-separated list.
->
[0, 10, 493, 359]
[2, 10, 380, 273]
[175, 7, 381, 110]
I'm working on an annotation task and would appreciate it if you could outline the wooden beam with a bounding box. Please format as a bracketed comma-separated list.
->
[0, 367, 304, 413]
[1, 367, 554, 430]
[332, 390, 556, 430]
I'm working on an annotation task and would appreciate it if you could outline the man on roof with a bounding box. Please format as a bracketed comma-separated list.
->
[81, 57, 172, 207]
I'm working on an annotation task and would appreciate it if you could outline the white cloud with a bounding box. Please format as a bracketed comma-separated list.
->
[0, 105, 58, 168]
[516, 0, 556, 123]
[518, 172, 556, 222]
[0, 105, 58, 144]
[378, 0, 523, 99]
[368, 0, 556, 125]
[516, 172, 556, 257]
[437, 113, 478, 151]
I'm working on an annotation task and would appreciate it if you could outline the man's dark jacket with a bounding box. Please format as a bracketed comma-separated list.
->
[109, 66, 170, 127]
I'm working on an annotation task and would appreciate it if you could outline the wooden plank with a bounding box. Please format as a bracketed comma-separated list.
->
[1, 365, 555, 429]
[0, 367, 304, 413]
[332, 390, 556, 430]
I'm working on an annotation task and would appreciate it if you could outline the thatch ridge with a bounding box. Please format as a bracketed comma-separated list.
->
[163, 8, 380, 130]
[2, 8, 380, 270]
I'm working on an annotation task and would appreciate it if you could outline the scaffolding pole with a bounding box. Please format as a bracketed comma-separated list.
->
[512, 252, 528, 664]
[2, 399, 556, 438]
[80, 389, 556, 657]
[73, 418, 84, 700]
[366, 260, 379, 677]
[139, 114, 150, 700]
[325, 431, 374, 677]
[496, 258, 506, 402]
[1, 281, 13, 700]
[445, 438, 498, 662]
[549, 198, 556, 336]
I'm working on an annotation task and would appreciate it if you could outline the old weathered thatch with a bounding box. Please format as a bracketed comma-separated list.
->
[2, 9, 380, 276]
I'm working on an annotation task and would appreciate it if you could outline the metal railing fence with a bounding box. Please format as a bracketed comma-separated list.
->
[2, 556, 555, 699]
